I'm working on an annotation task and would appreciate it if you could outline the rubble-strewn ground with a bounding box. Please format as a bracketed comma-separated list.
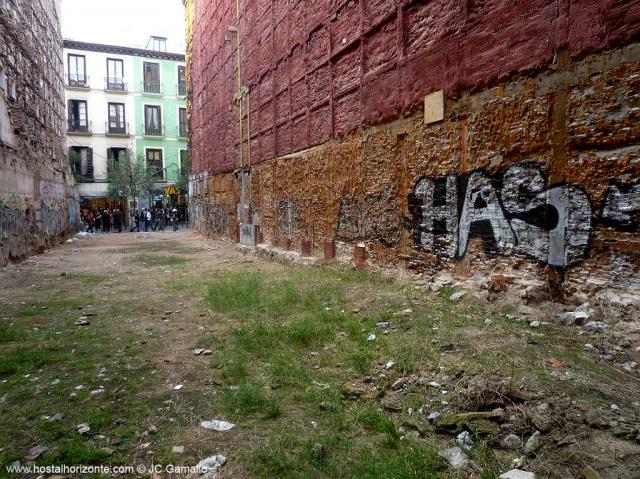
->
[0, 231, 639, 479]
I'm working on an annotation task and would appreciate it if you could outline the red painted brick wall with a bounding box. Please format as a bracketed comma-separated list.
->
[189, 0, 640, 176]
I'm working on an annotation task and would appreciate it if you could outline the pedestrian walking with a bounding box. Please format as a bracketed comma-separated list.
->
[172, 208, 179, 231]
[86, 211, 95, 233]
[130, 211, 140, 232]
[157, 208, 165, 231]
[114, 209, 122, 233]
[144, 209, 151, 232]
[151, 208, 157, 231]
[101, 210, 110, 233]
[94, 211, 102, 232]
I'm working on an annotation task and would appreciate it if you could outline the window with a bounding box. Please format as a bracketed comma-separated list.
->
[149, 36, 167, 52]
[177, 66, 186, 96]
[68, 54, 87, 86]
[144, 105, 162, 136]
[180, 149, 189, 174]
[69, 146, 93, 180]
[107, 147, 127, 163]
[108, 102, 126, 134]
[146, 149, 163, 178]
[178, 107, 187, 137]
[106, 58, 125, 90]
[143, 62, 160, 93]
[67, 99, 89, 132]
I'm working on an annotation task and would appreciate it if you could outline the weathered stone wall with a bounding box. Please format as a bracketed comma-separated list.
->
[0, 0, 79, 267]
[187, 0, 640, 296]
[189, 43, 640, 296]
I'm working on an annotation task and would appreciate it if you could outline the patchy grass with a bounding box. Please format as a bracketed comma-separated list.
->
[2, 233, 639, 479]
[131, 253, 189, 267]
[115, 242, 202, 255]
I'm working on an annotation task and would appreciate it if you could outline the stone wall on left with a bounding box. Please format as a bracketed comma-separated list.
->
[0, 0, 79, 266]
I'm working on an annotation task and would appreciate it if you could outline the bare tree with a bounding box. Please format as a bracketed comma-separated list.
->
[107, 152, 156, 210]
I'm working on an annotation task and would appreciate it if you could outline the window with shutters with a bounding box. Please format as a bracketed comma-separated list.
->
[144, 105, 162, 136]
[106, 58, 125, 91]
[67, 99, 89, 133]
[69, 146, 94, 181]
[107, 147, 128, 165]
[178, 107, 187, 138]
[143, 62, 161, 93]
[67, 54, 87, 86]
[146, 148, 163, 179]
[107, 102, 126, 134]
[177, 66, 186, 96]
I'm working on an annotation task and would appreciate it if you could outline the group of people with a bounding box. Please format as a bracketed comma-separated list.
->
[82, 206, 181, 234]
[130, 206, 181, 232]
[84, 209, 124, 233]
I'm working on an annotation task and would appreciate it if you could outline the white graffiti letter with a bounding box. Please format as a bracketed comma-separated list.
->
[412, 175, 458, 258]
[458, 172, 514, 257]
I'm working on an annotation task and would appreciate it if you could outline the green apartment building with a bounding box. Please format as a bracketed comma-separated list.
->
[134, 44, 189, 192]
[63, 36, 188, 214]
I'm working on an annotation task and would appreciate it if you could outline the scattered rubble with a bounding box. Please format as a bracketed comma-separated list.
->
[49, 413, 64, 422]
[456, 430, 474, 450]
[77, 424, 90, 434]
[25, 445, 50, 460]
[438, 446, 468, 469]
[449, 292, 465, 302]
[427, 411, 442, 423]
[195, 454, 227, 471]
[529, 403, 555, 433]
[524, 430, 541, 454]
[501, 433, 522, 450]
[200, 420, 235, 431]
[584, 321, 604, 333]
[499, 470, 536, 479]
[564, 311, 589, 326]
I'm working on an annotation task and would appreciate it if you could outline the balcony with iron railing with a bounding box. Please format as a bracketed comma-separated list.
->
[105, 121, 130, 137]
[142, 81, 163, 95]
[74, 172, 95, 183]
[66, 74, 90, 89]
[143, 123, 165, 137]
[69, 161, 94, 183]
[105, 77, 127, 92]
[149, 168, 166, 181]
[67, 119, 92, 135]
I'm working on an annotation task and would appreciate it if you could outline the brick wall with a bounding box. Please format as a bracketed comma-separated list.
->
[0, 0, 79, 266]
[189, 0, 640, 175]
[187, 0, 640, 294]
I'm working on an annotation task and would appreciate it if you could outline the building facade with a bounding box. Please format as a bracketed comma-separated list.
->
[63, 39, 187, 216]
[1, 0, 79, 267]
[186, 0, 640, 297]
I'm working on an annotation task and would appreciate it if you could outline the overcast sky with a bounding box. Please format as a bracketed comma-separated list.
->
[60, 0, 186, 53]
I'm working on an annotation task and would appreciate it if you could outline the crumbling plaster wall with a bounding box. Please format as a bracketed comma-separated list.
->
[0, 0, 79, 267]
[187, 0, 640, 295]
